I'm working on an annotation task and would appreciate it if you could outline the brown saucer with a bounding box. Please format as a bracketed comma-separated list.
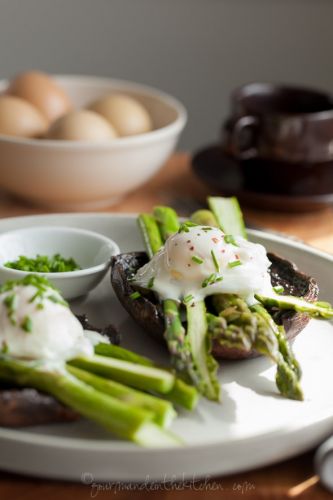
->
[191, 144, 333, 212]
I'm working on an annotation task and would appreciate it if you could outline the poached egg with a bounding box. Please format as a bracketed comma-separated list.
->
[0, 275, 104, 362]
[134, 225, 273, 304]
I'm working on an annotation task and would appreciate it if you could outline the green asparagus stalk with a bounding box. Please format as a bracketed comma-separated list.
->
[138, 214, 163, 259]
[208, 196, 247, 238]
[68, 354, 175, 393]
[185, 300, 220, 401]
[95, 343, 153, 366]
[206, 313, 253, 352]
[151, 206, 220, 401]
[255, 293, 333, 320]
[0, 356, 182, 446]
[67, 365, 176, 428]
[190, 209, 219, 228]
[138, 209, 202, 405]
[250, 304, 303, 400]
[212, 294, 303, 400]
[165, 377, 199, 410]
[95, 342, 199, 410]
[153, 206, 180, 240]
[163, 299, 193, 374]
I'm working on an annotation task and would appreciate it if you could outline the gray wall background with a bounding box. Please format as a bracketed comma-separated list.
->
[0, 0, 332, 150]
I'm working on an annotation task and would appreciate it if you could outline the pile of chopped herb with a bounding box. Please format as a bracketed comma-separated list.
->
[4, 254, 81, 273]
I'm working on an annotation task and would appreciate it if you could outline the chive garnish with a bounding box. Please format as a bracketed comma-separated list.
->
[129, 291, 141, 300]
[211, 250, 220, 272]
[224, 235, 238, 246]
[183, 294, 194, 304]
[21, 316, 33, 333]
[1, 342, 8, 354]
[3, 293, 17, 324]
[273, 285, 285, 294]
[191, 256, 203, 264]
[4, 254, 80, 273]
[228, 260, 242, 268]
[48, 295, 68, 307]
[178, 221, 198, 233]
[147, 277, 155, 289]
[201, 273, 223, 288]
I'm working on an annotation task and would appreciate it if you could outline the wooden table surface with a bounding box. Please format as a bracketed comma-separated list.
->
[0, 153, 332, 499]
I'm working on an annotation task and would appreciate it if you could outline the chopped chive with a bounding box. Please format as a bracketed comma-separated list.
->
[202, 227, 213, 231]
[129, 291, 141, 300]
[3, 293, 17, 324]
[1, 341, 8, 354]
[147, 277, 155, 289]
[183, 294, 194, 304]
[48, 295, 68, 307]
[211, 250, 220, 272]
[21, 316, 33, 333]
[191, 255, 203, 264]
[201, 273, 223, 288]
[178, 221, 198, 233]
[273, 285, 285, 294]
[224, 235, 238, 246]
[228, 260, 242, 268]
[4, 293, 16, 310]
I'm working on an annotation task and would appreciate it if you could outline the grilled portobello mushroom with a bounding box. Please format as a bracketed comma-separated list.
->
[0, 387, 79, 427]
[0, 315, 119, 427]
[111, 251, 319, 360]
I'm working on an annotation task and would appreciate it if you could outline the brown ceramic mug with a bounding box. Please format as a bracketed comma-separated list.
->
[224, 83, 333, 163]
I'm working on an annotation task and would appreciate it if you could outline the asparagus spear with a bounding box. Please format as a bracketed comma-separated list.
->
[95, 343, 153, 366]
[138, 214, 163, 259]
[185, 300, 220, 401]
[208, 196, 247, 238]
[251, 304, 303, 400]
[95, 342, 199, 410]
[153, 206, 180, 240]
[190, 209, 219, 228]
[0, 356, 182, 446]
[68, 354, 175, 393]
[150, 206, 220, 401]
[67, 365, 176, 428]
[255, 293, 333, 320]
[211, 294, 303, 399]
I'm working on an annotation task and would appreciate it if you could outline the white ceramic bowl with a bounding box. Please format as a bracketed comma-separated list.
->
[0, 75, 187, 209]
[0, 226, 119, 299]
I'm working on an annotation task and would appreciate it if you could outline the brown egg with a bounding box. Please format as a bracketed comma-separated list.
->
[46, 110, 118, 141]
[7, 71, 72, 123]
[89, 94, 152, 136]
[0, 96, 48, 138]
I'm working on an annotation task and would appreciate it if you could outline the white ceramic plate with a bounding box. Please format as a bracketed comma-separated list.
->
[0, 213, 332, 482]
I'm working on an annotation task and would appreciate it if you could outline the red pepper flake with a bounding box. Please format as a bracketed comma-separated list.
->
[189, 246, 194, 251]
[235, 254, 239, 259]
[187, 240, 191, 243]
[187, 264, 191, 267]
[212, 237, 219, 244]
[221, 249, 225, 253]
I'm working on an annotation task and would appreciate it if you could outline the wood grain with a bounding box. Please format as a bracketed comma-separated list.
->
[0, 153, 332, 499]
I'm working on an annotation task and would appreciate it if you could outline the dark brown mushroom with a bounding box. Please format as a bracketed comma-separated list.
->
[0, 387, 79, 427]
[111, 251, 319, 360]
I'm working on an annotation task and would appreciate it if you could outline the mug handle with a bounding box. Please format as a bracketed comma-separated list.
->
[230, 115, 260, 159]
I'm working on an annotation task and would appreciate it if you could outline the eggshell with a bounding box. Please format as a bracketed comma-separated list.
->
[46, 110, 118, 141]
[7, 71, 72, 122]
[0, 96, 48, 138]
[89, 94, 152, 136]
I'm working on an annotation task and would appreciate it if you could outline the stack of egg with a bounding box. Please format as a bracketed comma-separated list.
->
[0, 71, 153, 141]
